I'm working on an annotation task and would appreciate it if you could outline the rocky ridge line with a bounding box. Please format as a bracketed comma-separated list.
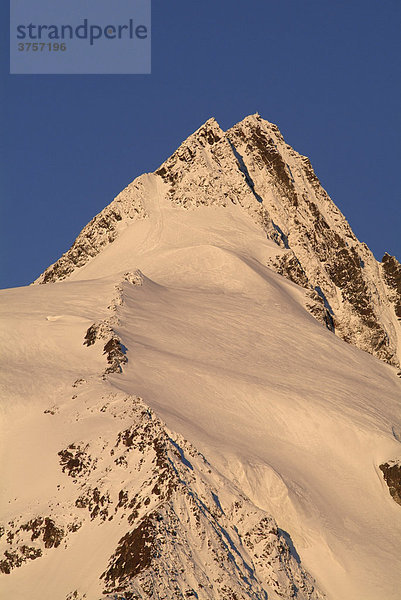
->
[35, 181, 149, 284]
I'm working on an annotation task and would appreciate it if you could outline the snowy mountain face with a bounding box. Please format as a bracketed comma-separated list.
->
[36, 114, 401, 369]
[1, 116, 401, 600]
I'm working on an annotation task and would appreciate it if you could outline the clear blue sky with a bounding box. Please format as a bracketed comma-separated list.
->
[1, 0, 400, 289]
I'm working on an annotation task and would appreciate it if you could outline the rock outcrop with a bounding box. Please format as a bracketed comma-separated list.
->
[380, 461, 401, 506]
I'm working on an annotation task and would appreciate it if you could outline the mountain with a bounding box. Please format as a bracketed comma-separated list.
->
[1, 115, 400, 600]
[35, 114, 401, 368]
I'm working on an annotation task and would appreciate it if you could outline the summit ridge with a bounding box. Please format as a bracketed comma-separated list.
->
[36, 114, 401, 367]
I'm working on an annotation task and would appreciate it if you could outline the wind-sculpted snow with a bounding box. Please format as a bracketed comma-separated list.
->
[0, 274, 326, 600]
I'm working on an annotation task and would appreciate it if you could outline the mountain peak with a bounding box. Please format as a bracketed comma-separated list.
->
[230, 112, 281, 135]
[35, 115, 401, 367]
[183, 116, 224, 146]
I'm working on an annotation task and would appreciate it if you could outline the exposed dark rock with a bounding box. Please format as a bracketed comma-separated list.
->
[306, 290, 335, 333]
[156, 119, 222, 189]
[101, 514, 157, 589]
[72, 378, 86, 388]
[320, 245, 395, 363]
[327, 247, 372, 316]
[20, 517, 44, 541]
[0, 550, 26, 574]
[83, 321, 113, 347]
[103, 338, 128, 374]
[83, 321, 129, 375]
[21, 545, 42, 561]
[20, 517, 64, 549]
[75, 487, 111, 521]
[247, 125, 299, 206]
[300, 155, 322, 189]
[117, 490, 129, 510]
[0, 515, 67, 573]
[380, 462, 401, 506]
[66, 592, 87, 600]
[41, 519, 64, 549]
[269, 252, 309, 288]
[83, 324, 98, 347]
[58, 444, 93, 479]
[227, 138, 263, 203]
[382, 253, 401, 318]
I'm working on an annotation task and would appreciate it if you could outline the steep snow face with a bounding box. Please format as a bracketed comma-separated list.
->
[35, 114, 400, 367]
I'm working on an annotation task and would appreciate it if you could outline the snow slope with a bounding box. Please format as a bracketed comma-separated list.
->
[1, 117, 401, 600]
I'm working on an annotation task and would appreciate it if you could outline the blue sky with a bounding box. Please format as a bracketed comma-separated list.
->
[1, 0, 400, 288]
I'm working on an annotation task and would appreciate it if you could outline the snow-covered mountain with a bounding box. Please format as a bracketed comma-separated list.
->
[1, 115, 400, 600]
[35, 114, 401, 368]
